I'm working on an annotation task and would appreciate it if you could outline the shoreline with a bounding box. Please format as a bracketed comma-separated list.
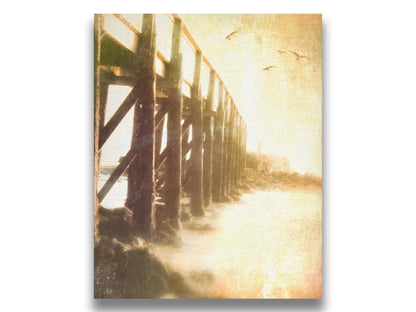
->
[95, 168, 322, 298]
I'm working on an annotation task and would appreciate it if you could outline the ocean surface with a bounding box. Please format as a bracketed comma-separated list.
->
[98, 174, 322, 298]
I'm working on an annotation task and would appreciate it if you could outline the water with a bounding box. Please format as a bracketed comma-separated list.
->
[98, 174, 322, 298]
[154, 190, 322, 298]
[98, 174, 128, 208]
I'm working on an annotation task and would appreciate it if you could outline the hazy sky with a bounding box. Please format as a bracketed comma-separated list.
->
[100, 14, 321, 176]
[180, 14, 321, 175]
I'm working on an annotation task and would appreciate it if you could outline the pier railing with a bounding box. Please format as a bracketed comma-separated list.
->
[94, 14, 247, 239]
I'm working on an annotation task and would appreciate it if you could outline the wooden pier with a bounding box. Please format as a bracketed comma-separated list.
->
[94, 14, 247, 239]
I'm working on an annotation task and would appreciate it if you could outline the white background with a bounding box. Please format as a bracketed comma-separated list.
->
[1, 0, 415, 311]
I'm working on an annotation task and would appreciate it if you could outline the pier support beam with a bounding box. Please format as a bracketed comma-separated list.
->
[221, 93, 230, 198]
[226, 102, 235, 194]
[95, 14, 251, 239]
[203, 69, 215, 207]
[234, 114, 241, 188]
[212, 81, 224, 202]
[238, 116, 244, 182]
[181, 124, 190, 185]
[126, 14, 157, 240]
[190, 50, 204, 216]
[229, 103, 236, 191]
[243, 123, 247, 171]
[236, 115, 242, 186]
[154, 115, 165, 169]
[94, 14, 103, 240]
[165, 17, 183, 229]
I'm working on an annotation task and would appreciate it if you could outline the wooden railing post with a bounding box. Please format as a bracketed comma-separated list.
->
[212, 81, 224, 202]
[190, 50, 204, 216]
[203, 69, 215, 207]
[165, 17, 183, 230]
[125, 14, 157, 240]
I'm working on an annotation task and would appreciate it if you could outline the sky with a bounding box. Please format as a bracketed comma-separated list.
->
[99, 14, 322, 176]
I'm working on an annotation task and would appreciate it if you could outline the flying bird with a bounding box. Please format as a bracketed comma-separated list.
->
[289, 50, 310, 61]
[277, 50, 286, 55]
[262, 66, 276, 71]
[225, 30, 239, 40]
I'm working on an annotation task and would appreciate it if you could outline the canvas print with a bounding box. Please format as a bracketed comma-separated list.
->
[94, 14, 322, 299]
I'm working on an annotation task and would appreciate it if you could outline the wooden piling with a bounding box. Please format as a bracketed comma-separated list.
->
[190, 50, 204, 216]
[165, 17, 183, 229]
[226, 102, 235, 194]
[242, 121, 246, 175]
[222, 93, 230, 197]
[229, 104, 235, 191]
[239, 118, 244, 181]
[232, 106, 238, 189]
[203, 69, 215, 207]
[94, 14, 102, 240]
[242, 120, 245, 176]
[234, 115, 241, 186]
[94, 14, 251, 239]
[154, 115, 165, 169]
[181, 124, 190, 185]
[212, 81, 224, 202]
[237, 113, 241, 185]
[125, 14, 157, 239]
[239, 117, 244, 181]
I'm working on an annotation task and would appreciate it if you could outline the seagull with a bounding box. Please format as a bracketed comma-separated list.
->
[289, 50, 310, 61]
[277, 50, 286, 55]
[225, 30, 239, 40]
[262, 66, 276, 71]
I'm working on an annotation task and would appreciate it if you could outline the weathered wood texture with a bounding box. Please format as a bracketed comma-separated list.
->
[229, 103, 236, 191]
[94, 14, 102, 239]
[203, 69, 215, 207]
[181, 124, 190, 185]
[221, 93, 230, 198]
[94, 14, 248, 241]
[125, 14, 157, 239]
[154, 115, 165, 168]
[232, 115, 239, 188]
[242, 123, 246, 171]
[165, 18, 183, 230]
[235, 116, 242, 186]
[225, 101, 235, 194]
[237, 116, 243, 183]
[233, 114, 240, 188]
[190, 50, 204, 216]
[212, 81, 224, 201]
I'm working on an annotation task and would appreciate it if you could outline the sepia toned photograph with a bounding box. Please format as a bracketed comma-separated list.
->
[94, 13, 322, 299]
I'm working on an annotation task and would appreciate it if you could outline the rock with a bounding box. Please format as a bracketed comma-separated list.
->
[190, 270, 215, 284]
[183, 222, 215, 232]
[180, 210, 192, 222]
[97, 206, 135, 244]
